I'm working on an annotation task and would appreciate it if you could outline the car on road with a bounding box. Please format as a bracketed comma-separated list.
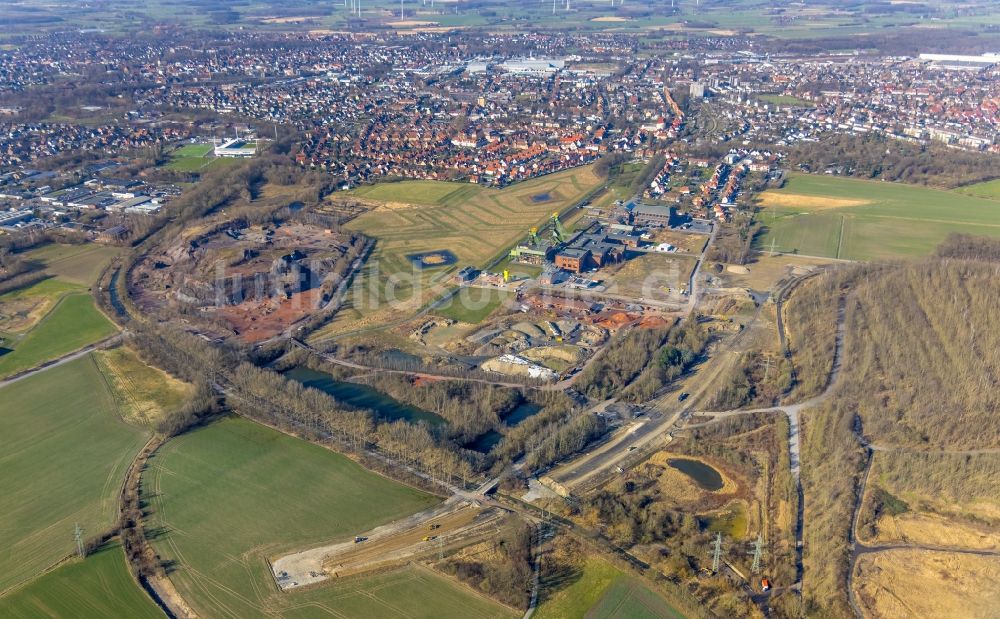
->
[678, 392, 690, 402]
[354, 536, 367, 543]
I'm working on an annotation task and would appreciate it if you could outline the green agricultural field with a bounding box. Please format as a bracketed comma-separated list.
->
[276, 565, 516, 619]
[22, 243, 119, 285]
[145, 416, 507, 618]
[0, 291, 116, 378]
[432, 288, 511, 324]
[0, 356, 149, 593]
[12, 0, 1000, 39]
[586, 577, 686, 619]
[0, 543, 162, 619]
[755, 174, 1000, 261]
[535, 556, 682, 619]
[0, 278, 79, 333]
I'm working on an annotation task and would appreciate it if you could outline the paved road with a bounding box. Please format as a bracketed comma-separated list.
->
[550, 410, 676, 488]
[685, 222, 718, 318]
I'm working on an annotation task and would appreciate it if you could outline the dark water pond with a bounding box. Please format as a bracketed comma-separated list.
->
[503, 402, 542, 426]
[668, 458, 724, 491]
[531, 192, 551, 203]
[464, 430, 504, 453]
[284, 367, 446, 426]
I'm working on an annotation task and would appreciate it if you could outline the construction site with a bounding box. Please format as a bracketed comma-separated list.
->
[272, 501, 509, 590]
[130, 218, 366, 343]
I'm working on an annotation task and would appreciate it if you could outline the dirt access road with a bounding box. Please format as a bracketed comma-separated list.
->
[271, 475, 507, 590]
[845, 428, 1000, 619]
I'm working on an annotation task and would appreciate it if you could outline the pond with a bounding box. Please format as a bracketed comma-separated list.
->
[703, 504, 748, 538]
[667, 458, 724, 492]
[503, 402, 542, 427]
[284, 367, 446, 427]
[464, 430, 504, 454]
[530, 192, 552, 203]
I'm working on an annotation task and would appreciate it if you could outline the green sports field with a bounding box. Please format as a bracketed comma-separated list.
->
[164, 142, 236, 172]
[755, 174, 1000, 261]
[0, 543, 161, 619]
[757, 94, 814, 108]
[145, 416, 510, 618]
[0, 355, 149, 593]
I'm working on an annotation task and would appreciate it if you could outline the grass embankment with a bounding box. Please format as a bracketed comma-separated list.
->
[755, 174, 1000, 260]
[535, 554, 682, 619]
[799, 400, 863, 617]
[0, 543, 162, 619]
[781, 270, 845, 401]
[955, 177, 1000, 200]
[94, 346, 194, 425]
[0, 355, 149, 592]
[853, 549, 1000, 619]
[432, 288, 511, 323]
[145, 416, 514, 617]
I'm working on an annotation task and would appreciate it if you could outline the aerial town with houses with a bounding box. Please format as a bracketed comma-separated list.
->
[3, 4, 1000, 617]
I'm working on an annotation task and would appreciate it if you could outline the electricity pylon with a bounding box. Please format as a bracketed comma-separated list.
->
[711, 532, 722, 573]
[750, 534, 764, 573]
[74, 523, 85, 558]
